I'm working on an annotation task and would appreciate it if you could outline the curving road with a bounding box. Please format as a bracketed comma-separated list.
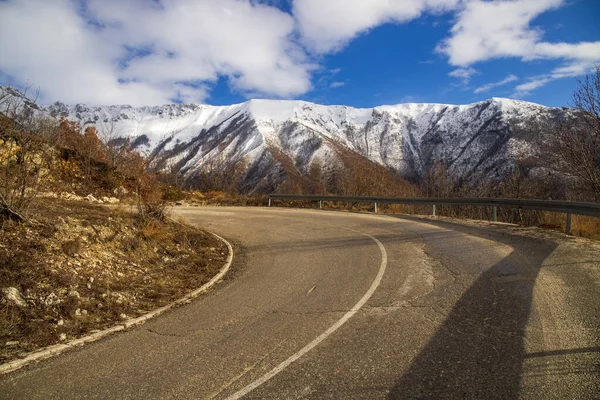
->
[1, 207, 599, 399]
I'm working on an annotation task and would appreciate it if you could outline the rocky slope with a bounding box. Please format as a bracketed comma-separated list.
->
[45, 97, 567, 193]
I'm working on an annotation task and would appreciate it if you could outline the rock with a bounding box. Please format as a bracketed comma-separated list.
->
[61, 192, 83, 201]
[119, 313, 127, 319]
[81, 309, 88, 315]
[2, 287, 27, 308]
[43, 292, 61, 306]
[57, 319, 64, 326]
[61, 239, 81, 257]
[39, 191, 58, 198]
[102, 196, 120, 204]
[84, 194, 98, 202]
[75, 308, 81, 316]
[5, 341, 20, 347]
[113, 186, 128, 196]
[59, 333, 67, 341]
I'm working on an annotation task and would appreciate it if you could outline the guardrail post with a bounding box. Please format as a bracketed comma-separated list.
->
[265, 196, 600, 231]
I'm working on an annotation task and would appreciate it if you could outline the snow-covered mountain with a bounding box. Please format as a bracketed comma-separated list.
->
[44, 97, 566, 193]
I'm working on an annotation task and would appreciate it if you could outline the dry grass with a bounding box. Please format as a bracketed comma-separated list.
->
[265, 200, 600, 240]
[568, 215, 600, 239]
[0, 198, 227, 363]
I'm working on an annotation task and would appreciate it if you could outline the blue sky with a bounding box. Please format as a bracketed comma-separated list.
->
[0, 0, 599, 108]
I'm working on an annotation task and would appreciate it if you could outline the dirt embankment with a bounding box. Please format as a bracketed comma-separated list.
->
[0, 198, 228, 363]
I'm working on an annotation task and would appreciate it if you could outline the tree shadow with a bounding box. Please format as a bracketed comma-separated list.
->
[388, 217, 559, 399]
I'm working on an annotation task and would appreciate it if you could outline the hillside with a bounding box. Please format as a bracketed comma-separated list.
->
[0, 89, 229, 364]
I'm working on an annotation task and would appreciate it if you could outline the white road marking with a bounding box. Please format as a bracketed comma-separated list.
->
[224, 229, 388, 400]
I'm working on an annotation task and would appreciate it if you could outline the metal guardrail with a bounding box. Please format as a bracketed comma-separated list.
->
[267, 194, 600, 234]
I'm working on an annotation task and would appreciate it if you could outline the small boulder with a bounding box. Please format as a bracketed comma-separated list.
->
[62, 192, 83, 201]
[102, 196, 120, 204]
[1, 287, 28, 308]
[85, 194, 98, 202]
[61, 239, 81, 257]
[113, 186, 128, 197]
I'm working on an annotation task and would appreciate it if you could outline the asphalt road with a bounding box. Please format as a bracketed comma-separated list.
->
[1, 207, 598, 399]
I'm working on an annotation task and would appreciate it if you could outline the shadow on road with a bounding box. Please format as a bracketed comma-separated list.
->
[387, 216, 559, 399]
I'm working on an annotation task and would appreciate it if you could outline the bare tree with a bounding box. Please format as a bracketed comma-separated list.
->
[96, 119, 132, 170]
[0, 86, 56, 221]
[557, 66, 600, 201]
[189, 144, 248, 194]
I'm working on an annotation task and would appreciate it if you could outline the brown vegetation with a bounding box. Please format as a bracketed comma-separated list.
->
[0, 89, 55, 222]
[265, 139, 422, 200]
[0, 87, 228, 364]
[554, 66, 600, 201]
[0, 198, 227, 363]
[184, 144, 248, 195]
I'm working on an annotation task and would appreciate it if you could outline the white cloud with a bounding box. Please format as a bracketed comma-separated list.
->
[512, 61, 597, 97]
[474, 74, 518, 94]
[293, 0, 460, 54]
[1, 0, 597, 105]
[438, 0, 561, 66]
[0, 0, 313, 105]
[513, 78, 552, 97]
[449, 67, 478, 84]
[437, 0, 600, 66]
[329, 81, 345, 88]
[437, 0, 600, 96]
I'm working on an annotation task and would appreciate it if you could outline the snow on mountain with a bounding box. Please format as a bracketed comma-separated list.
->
[43, 97, 565, 193]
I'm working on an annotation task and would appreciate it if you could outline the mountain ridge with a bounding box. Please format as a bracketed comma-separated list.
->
[43, 96, 566, 193]
[0, 86, 567, 194]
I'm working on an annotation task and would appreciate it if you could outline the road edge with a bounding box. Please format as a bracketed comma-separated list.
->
[0, 231, 234, 375]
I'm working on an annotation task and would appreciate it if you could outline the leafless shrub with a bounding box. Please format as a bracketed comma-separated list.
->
[0, 86, 57, 222]
[548, 66, 600, 201]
